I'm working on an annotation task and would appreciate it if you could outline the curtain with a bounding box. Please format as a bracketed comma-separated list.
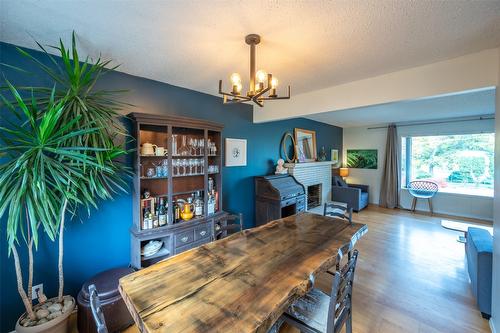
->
[379, 124, 400, 208]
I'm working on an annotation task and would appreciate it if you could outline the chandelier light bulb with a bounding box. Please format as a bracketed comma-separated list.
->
[235, 82, 242, 93]
[230, 73, 242, 85]
[271, 77, 279, 88]
[256, 70, 267, 83]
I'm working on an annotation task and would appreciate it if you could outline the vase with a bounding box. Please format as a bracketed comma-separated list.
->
[15, 296, 75, 333]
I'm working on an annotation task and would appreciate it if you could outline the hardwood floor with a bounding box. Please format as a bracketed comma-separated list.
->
[282, 206, 491, 333]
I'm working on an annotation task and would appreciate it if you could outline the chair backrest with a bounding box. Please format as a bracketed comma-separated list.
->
[408, 180, 438, 198]
[326, 248, 359, 333]
[215, 213, 243, 239]
[333, 176, 348, 188]
[324, 203, 353, 223]
[89, 284, 109, 333]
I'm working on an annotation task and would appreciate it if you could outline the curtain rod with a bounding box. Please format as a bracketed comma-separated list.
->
[367, 115, 495, 130]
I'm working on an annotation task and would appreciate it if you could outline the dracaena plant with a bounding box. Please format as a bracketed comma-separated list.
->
[0, 32, 130, 322]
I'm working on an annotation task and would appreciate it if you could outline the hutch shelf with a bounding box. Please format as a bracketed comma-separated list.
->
[128, 113, 227, 269]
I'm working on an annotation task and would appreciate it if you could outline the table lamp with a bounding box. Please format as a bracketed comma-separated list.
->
[339, 167, 349, 180]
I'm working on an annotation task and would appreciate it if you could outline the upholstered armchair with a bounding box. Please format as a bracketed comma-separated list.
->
[331, 176, 369, 212]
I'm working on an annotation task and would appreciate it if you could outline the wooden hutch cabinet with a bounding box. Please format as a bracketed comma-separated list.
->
[128, 113, 227, 269]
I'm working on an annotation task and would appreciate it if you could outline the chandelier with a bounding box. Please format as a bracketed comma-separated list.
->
[218, 34, 291, 107]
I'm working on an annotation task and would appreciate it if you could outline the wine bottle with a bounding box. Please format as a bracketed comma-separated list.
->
[158, 198, 167, 226]
[143, 208, 152, 230]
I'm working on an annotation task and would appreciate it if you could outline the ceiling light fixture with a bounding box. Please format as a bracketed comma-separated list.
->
[218, 34, 291, 107]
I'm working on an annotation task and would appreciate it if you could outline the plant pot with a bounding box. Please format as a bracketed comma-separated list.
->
[15, 296, 75, 333]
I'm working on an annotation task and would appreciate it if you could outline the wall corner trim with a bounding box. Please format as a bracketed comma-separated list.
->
[490, 319, 497, 333]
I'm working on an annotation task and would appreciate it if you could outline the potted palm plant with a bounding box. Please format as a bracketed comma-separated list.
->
[0, 33, 130, 332]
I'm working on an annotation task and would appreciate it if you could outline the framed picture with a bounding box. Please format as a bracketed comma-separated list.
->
[346, 149, 378, 169]
[225, 138, 247, 167]
[331, 149, 339, 165]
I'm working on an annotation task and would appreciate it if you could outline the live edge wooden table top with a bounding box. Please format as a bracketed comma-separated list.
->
[119, 212, 367, 333]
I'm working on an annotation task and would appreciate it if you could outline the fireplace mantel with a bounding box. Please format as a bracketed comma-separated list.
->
[284, 161, 336, 169]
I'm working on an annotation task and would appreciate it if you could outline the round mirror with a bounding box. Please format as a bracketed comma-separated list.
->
[281, 132, 296, 163]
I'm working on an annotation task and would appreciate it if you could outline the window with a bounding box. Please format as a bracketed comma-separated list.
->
[401, 133, 494, 197]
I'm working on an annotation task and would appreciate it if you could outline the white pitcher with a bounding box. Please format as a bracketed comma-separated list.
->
[141, 142, 156, 156]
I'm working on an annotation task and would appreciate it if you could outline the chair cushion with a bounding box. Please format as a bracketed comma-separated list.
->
[360, 192, 369, 209]
[468, 227, 493, 254]
[285, 288, 329, 332]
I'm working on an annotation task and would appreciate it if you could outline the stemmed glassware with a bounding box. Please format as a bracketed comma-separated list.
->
[188, 159, 195, 175]
[181, 159, 188, 175]
[172, 159, 179, 176]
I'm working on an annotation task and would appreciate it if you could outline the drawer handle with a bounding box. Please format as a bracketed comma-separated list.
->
[181, 236, 189, 243]
[200, 230, 207, 236]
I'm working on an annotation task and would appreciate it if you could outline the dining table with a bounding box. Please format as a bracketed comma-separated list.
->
[119, 212, 367, 333]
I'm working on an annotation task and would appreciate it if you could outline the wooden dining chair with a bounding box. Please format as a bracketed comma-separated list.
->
[324, 202, 353, 224]
[214, 213, 243, 240]
[89, 284, 139, 333]
[277, 248, 360, 333]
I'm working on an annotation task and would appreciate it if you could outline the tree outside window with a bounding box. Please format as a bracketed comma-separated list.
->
[401, 133, 494, 197]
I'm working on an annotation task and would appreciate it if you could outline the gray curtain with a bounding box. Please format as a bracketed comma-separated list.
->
[379, 124, 400, 208]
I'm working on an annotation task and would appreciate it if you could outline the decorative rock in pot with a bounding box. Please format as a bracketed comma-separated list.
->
[15, 296, 75, 333]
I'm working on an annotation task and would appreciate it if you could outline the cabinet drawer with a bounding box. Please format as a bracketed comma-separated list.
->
[297, 206, 305, 213]
[195, 225, 211, 241]
[175, 237, 211, 254]
[281, 198, 296, 207]
[175, 230, 194, 248]
[296, 197, 305, 205]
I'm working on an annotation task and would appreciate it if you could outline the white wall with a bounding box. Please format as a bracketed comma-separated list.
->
[343, 117, 495, 221]
[491, 51, 500, 333]
[343, 127, 387, 204]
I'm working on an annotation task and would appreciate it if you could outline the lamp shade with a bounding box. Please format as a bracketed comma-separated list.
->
[339, 167, 349, 178]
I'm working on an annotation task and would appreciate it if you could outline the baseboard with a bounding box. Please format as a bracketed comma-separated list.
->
[490, 319, 496, 333]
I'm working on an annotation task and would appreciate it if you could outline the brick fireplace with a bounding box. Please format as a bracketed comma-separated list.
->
[284, 161, 334, 211]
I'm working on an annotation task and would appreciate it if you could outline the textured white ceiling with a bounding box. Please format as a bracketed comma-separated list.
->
[306, 88, 496, 128]
[1, 1, 500, 98]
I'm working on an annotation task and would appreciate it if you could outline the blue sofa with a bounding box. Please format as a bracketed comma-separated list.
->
[331, 176, 369, 212]
[466, 227, 493, 319]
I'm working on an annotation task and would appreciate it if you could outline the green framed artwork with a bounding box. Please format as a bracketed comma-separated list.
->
[346, 149, 378, 169]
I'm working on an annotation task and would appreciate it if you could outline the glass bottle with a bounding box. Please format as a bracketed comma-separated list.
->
[207, 191, 215, 215]
[158, 198, 167, 226]
[143, 208, 152, 230]
[174, 203, 181, 223]
[194, 191, 204, 217]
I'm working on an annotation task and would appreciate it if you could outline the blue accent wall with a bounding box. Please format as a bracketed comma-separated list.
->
[0, 41, 342, 331]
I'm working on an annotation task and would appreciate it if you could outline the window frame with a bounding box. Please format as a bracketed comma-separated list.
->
[400, 133, 494, 198]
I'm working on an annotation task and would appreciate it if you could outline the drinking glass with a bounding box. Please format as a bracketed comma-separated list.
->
[181, 159, 188, 175]
[193, 159, 198, 174]
[198, 139, 204, 156]
[172, 159, 179, 176]
[172, 134, 178, 156]
[193, 137, 199, 156]
[188, 137, 195, 155]
[188, 159, 194, 175]
[197, 159, 202, 174]
[146, 167, 155, 178]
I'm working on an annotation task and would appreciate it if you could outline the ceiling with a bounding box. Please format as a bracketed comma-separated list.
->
[1, 1, 500, 98]
[306, 88, 496, 128]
